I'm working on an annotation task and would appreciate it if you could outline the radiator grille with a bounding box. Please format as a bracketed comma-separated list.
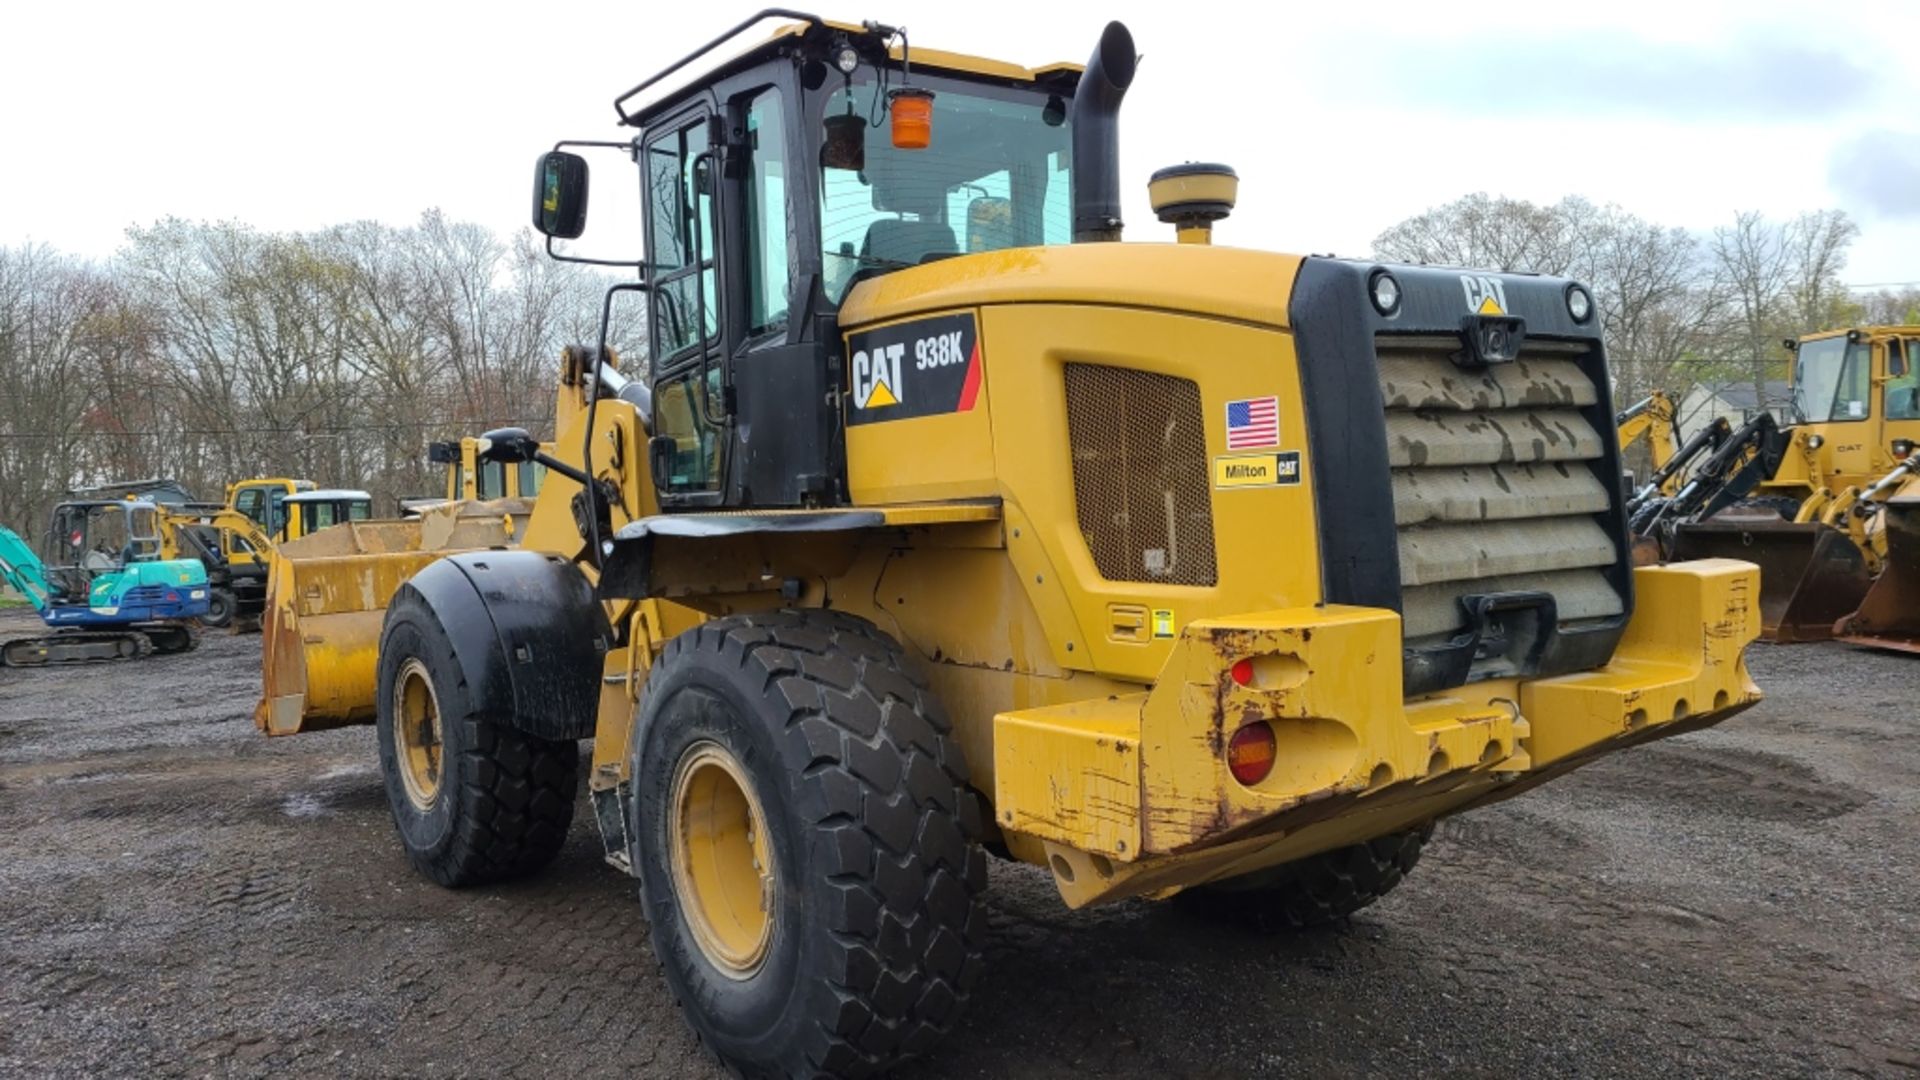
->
[1376, 336, 1624, 643]
[120, 585, 168, 605]
[1064, 364, 1218, 586]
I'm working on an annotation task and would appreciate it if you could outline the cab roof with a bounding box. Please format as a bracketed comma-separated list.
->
[285, 489, 372, 503]
[620, 11, 1082, 126]
[1802, 325, 1920, 342]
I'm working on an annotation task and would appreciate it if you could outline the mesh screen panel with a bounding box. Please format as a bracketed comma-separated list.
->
[1064, 364, 1218, 586]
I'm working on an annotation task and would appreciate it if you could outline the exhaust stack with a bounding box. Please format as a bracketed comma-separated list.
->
[1070, 21, 1137, 243]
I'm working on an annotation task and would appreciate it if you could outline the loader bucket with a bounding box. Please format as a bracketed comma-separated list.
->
[255, 503, 527, 736]
[1668, 519, 1874, 643]
[1836, 496, 1920, 655]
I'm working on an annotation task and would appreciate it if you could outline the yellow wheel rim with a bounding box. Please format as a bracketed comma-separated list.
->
[392, 657, 443, 812]
[669, 740, 776, 978]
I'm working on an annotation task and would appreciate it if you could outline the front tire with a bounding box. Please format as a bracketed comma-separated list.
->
[374, 588, 578, 887]
[1182, 825, 1433, 931]
[630, 610, 986, 1079]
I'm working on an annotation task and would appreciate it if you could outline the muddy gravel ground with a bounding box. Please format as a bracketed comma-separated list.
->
[1, 607, 1916, 1079]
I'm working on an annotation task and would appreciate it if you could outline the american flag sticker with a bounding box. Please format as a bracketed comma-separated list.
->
[1225, 395, 1280, 449]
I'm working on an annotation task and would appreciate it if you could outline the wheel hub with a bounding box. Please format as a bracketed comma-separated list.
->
[392, 658, 444, 811]
[669, 741, 776, 978]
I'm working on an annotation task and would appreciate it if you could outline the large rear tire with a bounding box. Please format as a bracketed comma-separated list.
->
[630, 610, 986, 1079]
[374, 589, 578, 887]
[1182, 824, 1433, 931]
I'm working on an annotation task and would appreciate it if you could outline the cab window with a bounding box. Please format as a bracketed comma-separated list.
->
[1793, 337, 1872, 422]
[517, 460, 547, 498]
[234, 488, 265, 525]
[817, 74, 1071, 303]
[477, 461, 506, 500]
[648, 116, 718, 364]
[1888, 339, 1920, 421]
[745, 88, 790, 336]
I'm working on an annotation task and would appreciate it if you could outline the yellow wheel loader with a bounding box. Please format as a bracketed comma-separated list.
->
[258, 12, 1762, 1076]
[398, 437, 555, 515]
[1656, 326, 1920, 642]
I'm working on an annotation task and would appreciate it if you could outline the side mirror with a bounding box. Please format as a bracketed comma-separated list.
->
[425, 440, 459, 465]
[531, 152, 589, 239]
[475, 427, 541, 465]
[966, 196, 1013, 252]
[821, 112, 865, 172]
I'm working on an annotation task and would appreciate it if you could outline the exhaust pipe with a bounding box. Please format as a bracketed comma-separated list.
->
[1070, 21, 1137, 243]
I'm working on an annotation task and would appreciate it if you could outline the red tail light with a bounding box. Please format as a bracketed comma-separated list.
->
[1230, 658, 1254, 686]
[1227, 721, 1276, 786]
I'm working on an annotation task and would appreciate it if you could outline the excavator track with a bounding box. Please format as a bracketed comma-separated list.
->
[0, 623, 198, 667]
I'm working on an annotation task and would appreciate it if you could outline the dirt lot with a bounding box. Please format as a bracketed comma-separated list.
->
[0, 607, 1915, 1079]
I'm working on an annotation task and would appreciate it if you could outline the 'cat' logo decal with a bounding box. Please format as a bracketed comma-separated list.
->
[845, 313, 981, 426]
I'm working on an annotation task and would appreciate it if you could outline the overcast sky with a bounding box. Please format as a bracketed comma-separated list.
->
[4, 0, 1916, 285]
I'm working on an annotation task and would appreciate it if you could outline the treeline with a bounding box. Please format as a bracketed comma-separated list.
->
[0, 212, 642, 542]
[1373, 197, 1919, 415]
[5, 200, 1913, 545]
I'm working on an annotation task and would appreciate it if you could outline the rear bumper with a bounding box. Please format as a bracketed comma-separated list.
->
[991, 559, 1762, 908]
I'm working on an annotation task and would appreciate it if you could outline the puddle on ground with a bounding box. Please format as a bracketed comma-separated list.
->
[281, 793, 330, 818]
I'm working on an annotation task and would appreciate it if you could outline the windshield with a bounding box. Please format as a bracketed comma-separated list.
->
[818, 74, 1072, 303]
[1793, 337, 1871, 423]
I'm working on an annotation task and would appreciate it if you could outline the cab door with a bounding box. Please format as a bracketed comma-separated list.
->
[639, 71, 842, 510]
[643, 105, 729, 506]
[1885, 337, 1920, 466]
[227, 481, 288, 564]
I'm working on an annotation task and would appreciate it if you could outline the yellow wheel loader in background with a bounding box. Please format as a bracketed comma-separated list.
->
[1654, 326, 1920, 645]
[399, 437, 554, 515]
[258, 12, 1763, 1076]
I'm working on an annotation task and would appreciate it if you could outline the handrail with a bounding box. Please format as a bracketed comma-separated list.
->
[613, 8, 826, 126]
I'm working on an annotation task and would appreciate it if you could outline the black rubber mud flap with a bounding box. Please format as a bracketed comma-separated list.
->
[394, 551, 612, 740]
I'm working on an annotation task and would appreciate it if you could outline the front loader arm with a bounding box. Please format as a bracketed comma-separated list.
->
[0, 525, 54, 612]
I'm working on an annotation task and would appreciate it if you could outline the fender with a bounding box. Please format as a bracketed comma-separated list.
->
[388, 551, 612, 741]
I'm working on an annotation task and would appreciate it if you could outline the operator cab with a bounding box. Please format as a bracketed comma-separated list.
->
[531, 11, 1096, 510]
[282, 490, 374, 536]
[42, 500, 165, 597]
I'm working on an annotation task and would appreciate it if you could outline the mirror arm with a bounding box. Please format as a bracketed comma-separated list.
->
[534, 452, 591, 487]
[539, 139, 655, 271]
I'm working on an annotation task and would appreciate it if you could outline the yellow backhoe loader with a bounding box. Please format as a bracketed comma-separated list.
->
[1654, 326, 1920, 642]
[257, 13, 1762, 1076]
[1616, 390, 1678, 487]
[160, 484, 374, 629]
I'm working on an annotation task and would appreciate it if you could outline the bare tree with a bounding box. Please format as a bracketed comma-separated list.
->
[1707, 210, 1796, 406]
[1782, 209, 1861, 336]
[1373, 194, 1720, 402]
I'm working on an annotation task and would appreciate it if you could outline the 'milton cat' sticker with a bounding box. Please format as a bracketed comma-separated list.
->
[845, 312, 982, 426]
[1213, 450, 1302, 489]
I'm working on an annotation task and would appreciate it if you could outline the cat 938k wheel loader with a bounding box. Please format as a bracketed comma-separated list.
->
[256, 12, 1765, 1076]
